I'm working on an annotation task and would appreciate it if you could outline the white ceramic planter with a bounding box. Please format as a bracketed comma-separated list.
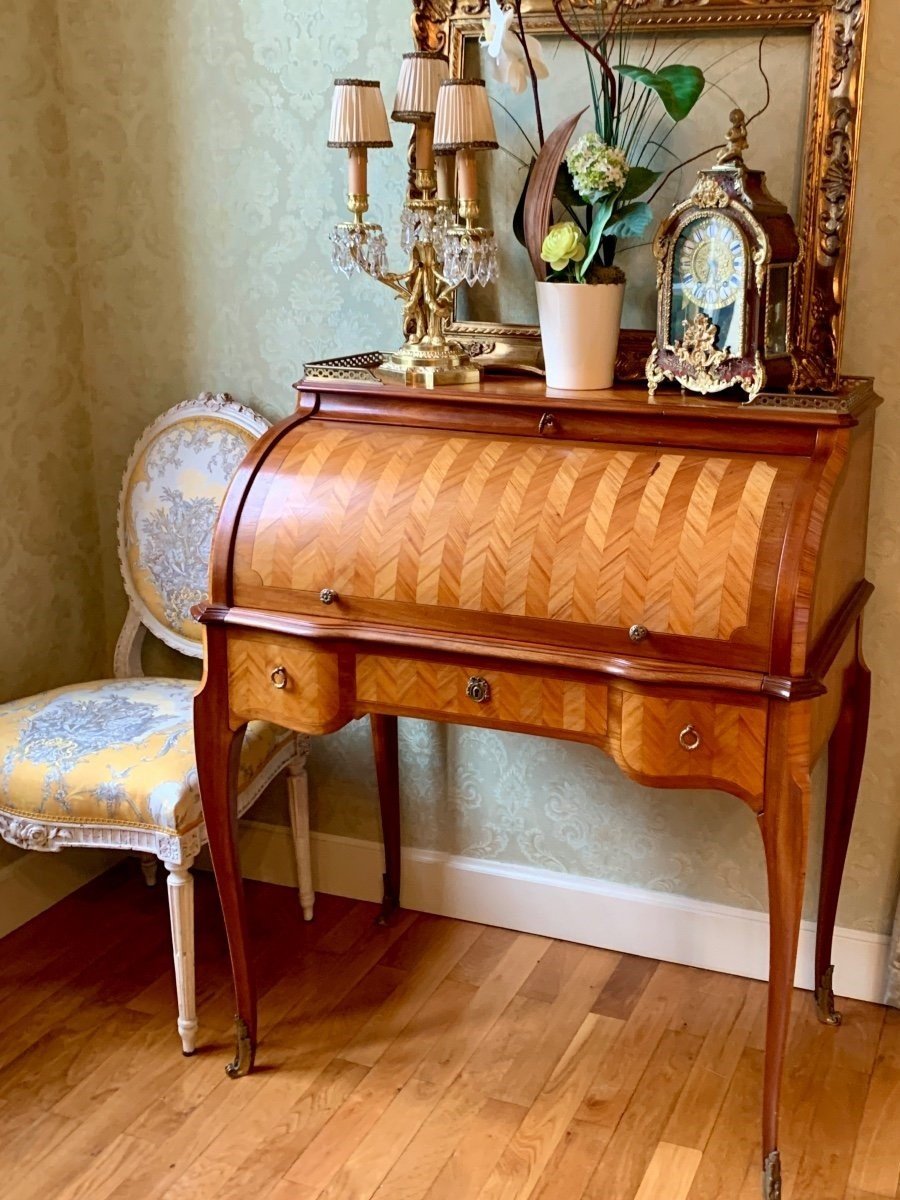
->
[536, 280, 625, 391]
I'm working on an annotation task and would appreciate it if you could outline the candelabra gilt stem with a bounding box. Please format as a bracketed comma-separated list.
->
[327, 66, 499, 389]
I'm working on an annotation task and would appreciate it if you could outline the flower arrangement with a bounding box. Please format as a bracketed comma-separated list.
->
[482, 0, 707, 286]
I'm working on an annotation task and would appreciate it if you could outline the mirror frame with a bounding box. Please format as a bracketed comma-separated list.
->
[412, 0, 868, 391]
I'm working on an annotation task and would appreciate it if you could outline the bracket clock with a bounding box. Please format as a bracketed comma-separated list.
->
[647, 109, 801, 402]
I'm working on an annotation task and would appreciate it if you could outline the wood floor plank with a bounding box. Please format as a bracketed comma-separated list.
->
[413, 933, 551, 1090]
[338, 919, 482, 1067]
[592, 954, 659, 1020]
[576, 957, 687, 1133]
[684, 1047, 763, 1200]
[295, 933, 551, 1198]
[317, 1074, 443, 1200]
[662, 976, 762, 1151]
[421, 1099, 526, 1200]
[493, 946, 619, 1107]
[633, 1142, 702, 1200]
[447, 926, 521, 987]
[530, 1118, 612, 1200]
[0, 871, 895, 1200]
[53, 1133, 149, 1200]
[283, 978, 475, 1192]
[476, 1012, 623, 1200]
[369, 1079, 489, 1200]
[847, 1012, 900, 1199]
[581, 1028, 702, 1200]
[792, 1065, 872, 1200]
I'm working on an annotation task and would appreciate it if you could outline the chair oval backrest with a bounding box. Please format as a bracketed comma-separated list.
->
[117, 393, 269, 658]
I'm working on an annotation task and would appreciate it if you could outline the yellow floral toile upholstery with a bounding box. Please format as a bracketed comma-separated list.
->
[0, 677, 291, 835]
[122, 414, 257, 649]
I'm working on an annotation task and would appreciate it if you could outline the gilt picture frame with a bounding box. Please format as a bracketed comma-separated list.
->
[411, 0, 868, 391]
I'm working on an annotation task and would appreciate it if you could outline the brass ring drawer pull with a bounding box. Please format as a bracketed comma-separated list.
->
[629, 624, 649, 643]
[466, 676, 491, 704]
[270, 666, 288, 690]
[679, 724, 701, 752]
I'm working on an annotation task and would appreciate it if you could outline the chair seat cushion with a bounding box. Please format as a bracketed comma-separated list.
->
[0, 678, 292, 836]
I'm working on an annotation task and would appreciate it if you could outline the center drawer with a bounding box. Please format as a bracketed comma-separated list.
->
[354, 654, 609, 740]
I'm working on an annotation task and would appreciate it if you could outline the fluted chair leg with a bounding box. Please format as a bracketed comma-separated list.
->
[164, 857, 198, 1055]
[287, 751, 315, 922]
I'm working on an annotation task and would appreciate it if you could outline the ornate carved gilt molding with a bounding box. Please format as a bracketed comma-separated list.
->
[422, 0, 868, 393]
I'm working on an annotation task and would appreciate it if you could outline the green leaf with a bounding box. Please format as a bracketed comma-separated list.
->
[615, 64, 705, 122]
[619, 166, 660, 203]
[576, 195, 616, 280]
[606, 201, 654, 241]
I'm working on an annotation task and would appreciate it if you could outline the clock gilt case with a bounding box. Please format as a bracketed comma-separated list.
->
[647, 110, 801, 402]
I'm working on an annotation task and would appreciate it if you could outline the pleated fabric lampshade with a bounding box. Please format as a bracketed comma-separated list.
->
[392, 52, 449, 123]
[328, 79, 393, 148]
[433, 79, 498, 152]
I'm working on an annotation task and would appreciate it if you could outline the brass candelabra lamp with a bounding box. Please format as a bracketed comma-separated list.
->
[328, 59, 499, 388]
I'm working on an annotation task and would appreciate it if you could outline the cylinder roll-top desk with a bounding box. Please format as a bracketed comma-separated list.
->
[195, 372, 877, 1200]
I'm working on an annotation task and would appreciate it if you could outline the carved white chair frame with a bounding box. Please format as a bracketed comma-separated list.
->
[0, 393, 314, 1056]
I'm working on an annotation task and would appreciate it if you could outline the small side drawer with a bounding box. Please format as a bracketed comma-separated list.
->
[618, 694, 767, 803]
[227, 631, 344, 734]
[355, 654, 609, 740]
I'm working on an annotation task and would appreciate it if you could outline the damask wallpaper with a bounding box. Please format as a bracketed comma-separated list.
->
[5, 2, 899, 939]
[0, 0, 105, 711]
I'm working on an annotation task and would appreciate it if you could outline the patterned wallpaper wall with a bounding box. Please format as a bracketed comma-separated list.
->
[9, 2, 899, 932]
[0, 1, 105, 708]
[0, 1, 108, 868]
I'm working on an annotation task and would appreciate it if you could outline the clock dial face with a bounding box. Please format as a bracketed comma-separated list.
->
[669, 216, 747, 355]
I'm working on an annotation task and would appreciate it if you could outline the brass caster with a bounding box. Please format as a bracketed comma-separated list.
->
[814, 965, 843, 1027]
[225, 1015, 254, 1078]
[762, 1149, 782, 1200]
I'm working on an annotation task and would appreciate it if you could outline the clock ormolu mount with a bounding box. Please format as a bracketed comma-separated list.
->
[647, 109, 801, 402]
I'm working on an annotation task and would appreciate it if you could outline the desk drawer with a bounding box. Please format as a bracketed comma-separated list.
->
[355, 654, 609, 739]
[618, 694, 767, 804]
[227, 631, 344, 734]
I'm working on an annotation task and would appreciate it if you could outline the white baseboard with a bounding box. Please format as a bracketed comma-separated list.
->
[0, 848, 123, 940]
[225, 821, 892, 1007]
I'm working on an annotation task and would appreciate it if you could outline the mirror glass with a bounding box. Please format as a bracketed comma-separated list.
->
[457, 29, 811, 333]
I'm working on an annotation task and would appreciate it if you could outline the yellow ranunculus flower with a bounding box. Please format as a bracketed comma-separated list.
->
[540, 221, 587, 273]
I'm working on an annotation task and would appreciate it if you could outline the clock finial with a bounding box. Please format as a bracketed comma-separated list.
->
[717, 108, 749, 166]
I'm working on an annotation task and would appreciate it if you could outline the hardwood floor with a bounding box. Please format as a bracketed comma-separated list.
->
[0, 864, 897, 1200]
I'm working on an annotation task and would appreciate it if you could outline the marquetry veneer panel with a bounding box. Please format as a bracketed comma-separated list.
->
[235, 422, 793, 648]
[227, 631, 343, 734]
[618, 694, 767, 804]
[355, 655, 609, 738]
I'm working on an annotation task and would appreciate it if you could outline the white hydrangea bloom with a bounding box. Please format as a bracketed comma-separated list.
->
[566, 133, 630, 200]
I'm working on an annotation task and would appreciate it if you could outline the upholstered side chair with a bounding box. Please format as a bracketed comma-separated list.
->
[0, 393, 314, 1055]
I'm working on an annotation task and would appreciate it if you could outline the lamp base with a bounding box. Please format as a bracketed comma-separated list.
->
[375, 345, 482, 389]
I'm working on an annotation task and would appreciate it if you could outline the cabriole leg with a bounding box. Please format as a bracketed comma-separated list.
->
[287, 738, 315, 921]
[814, 621, 871, 1026]
[371, 714, 401, 924]
[164, 858, 197, 1055]
[194, 626, 254, 1077]
[758, 704, 811, 1200]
